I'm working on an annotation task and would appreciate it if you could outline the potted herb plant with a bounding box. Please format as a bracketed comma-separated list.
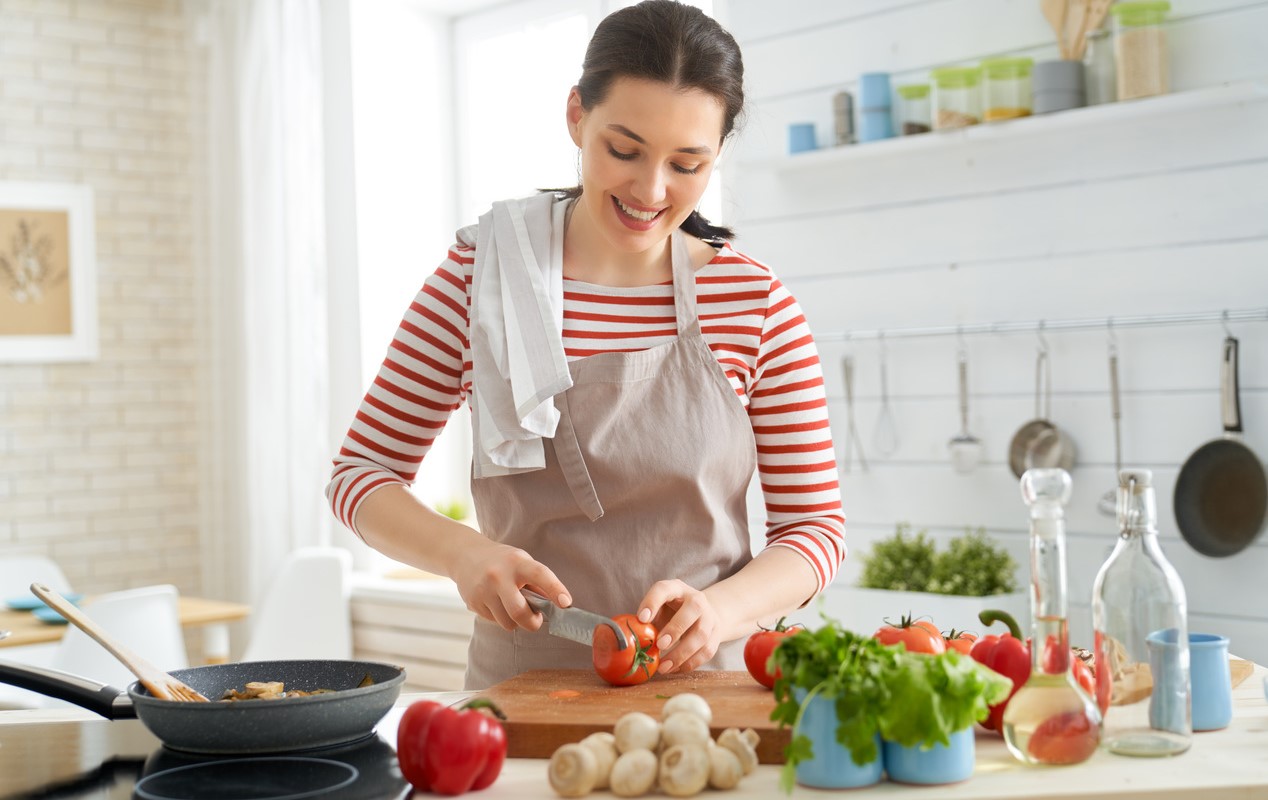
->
[833, 524, 1028, 636]
[769, 620, 1011, 792]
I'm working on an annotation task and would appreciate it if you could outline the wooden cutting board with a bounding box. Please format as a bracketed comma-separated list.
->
[1230, 658, 1253, 688]
[475, 669, 789, 764]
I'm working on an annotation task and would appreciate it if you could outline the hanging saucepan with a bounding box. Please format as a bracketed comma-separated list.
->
[0, 657, 405, 754]
[1009, 346, 1076, 479]
[1173, 335, 1267, 557]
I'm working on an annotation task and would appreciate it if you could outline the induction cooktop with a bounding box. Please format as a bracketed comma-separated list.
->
[0, 708, 411, 800]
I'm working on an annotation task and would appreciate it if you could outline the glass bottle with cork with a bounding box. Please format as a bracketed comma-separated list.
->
[1091, 469, 1192, 756]
[1003, 469, 1103, 766]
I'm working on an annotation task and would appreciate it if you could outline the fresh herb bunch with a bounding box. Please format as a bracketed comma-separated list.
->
[928, 527, 1018, 596]
[768, 619, 1011, 794]
[857, 523, 936, 592]
[858, 524, 1017, 597]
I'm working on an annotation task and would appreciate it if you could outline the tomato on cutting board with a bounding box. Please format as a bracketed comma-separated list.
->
[593, 613, 660, 686]
[743, 617, 800, 689]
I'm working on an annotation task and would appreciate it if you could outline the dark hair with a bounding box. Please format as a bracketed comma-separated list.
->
[549, 0, 745, 242]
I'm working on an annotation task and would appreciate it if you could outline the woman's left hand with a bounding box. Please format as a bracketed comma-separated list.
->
[636, 580, 727, 674]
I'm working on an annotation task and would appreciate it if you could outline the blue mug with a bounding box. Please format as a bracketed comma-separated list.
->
[787, 123, 817, 154]
[1189, 633, 1233, 731]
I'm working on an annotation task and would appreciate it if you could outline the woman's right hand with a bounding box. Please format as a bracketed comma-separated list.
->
[450, 541, 572, 632]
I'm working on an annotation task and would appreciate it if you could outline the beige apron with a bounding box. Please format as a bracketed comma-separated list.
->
[465, 229, 757, 689]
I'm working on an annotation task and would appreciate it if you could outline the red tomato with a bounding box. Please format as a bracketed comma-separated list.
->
[593, 614, 660, 686]
[1027, 710, 1100, 765]
[743, 618, 800, 689]
[943, 630, 978, 655]
[874, 615, 947, 655]
[397, 698, 507, 795]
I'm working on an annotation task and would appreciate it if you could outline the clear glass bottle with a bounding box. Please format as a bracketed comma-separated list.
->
[981, 57, 1033, 121]
[1112, 1, 1171, 100]
[930, 67, 981, 130]
[1092, 469, 1192, 756]
[1003, 469, 1103, 766]
[1084, 26, 1117, 106]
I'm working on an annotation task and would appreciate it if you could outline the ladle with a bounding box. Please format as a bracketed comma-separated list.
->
[1098, 344, 1122, 516]
[948, 346, 983, 473]
[872, 335, 900, 458]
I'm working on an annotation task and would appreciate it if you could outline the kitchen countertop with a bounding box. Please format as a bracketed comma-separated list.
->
[1, 665, 1265, 799]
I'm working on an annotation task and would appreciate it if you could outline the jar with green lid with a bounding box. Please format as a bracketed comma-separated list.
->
[895, 84, 931, 135]
[930, 67, 981, 130]
[1112, 1, 1170, 100]
[981, 57, 1033, 121]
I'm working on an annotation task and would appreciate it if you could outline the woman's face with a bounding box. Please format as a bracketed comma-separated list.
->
[568, 77, 725, 254]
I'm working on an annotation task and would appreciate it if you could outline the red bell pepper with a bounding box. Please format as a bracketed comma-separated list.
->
[397, 697, 507, 796]
[969, 610, 1032, 731]
[971, 610, 1097, 732]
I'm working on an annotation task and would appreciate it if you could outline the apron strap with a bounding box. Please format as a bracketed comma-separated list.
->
[670, 230, 699, 334]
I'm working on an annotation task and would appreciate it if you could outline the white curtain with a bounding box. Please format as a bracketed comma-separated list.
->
[198, 0, 333, 609]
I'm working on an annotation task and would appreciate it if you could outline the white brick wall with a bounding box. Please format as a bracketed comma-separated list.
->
[0, 0, 203, 598]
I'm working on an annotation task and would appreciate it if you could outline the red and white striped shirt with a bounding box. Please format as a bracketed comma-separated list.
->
[326, 241, 847, 591]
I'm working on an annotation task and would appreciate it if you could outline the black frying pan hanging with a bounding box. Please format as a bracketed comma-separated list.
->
[1173, 336, 1267, 557]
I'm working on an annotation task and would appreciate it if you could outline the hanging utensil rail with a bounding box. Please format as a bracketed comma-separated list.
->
[819, 307, 1268, 343]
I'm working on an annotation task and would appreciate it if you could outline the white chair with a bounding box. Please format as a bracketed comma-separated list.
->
[242, 547, 352, 662]
[51, 584, 189, 695]
[0, 554, 73, 598]
[0, 555, 74, 709]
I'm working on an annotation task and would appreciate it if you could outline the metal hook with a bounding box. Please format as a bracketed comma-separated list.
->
[1222, 309, 1233, 338]
[956, 325, 967, 361]
[1036, 320, 1049, 355]
[1107, 317, 1117, 356]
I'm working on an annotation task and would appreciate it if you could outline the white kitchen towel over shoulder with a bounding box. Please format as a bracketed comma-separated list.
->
[464, 193, 572, 478]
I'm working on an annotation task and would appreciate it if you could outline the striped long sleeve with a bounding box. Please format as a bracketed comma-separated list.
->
[326, 242, 847, 591]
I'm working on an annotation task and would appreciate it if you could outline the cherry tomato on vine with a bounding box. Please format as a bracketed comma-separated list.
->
[743, 618, 800, 689]
[593, 613, 659, 686]
[943, 629, 978, 655]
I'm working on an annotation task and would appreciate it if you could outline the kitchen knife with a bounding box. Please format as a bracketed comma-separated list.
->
[522, 590, 628, 650]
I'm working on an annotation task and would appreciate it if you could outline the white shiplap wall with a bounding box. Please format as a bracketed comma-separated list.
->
[720, 0, 1268, 663]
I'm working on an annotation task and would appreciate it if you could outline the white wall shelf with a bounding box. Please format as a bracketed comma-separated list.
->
[740, 79, 1268, 172]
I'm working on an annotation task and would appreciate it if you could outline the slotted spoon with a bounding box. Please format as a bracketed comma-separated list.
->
[30, 582, 208, 702]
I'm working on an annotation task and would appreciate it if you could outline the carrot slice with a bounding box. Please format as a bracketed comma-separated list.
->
[549, 690, 581, 699]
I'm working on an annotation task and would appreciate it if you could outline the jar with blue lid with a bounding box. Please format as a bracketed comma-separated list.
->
[857, 72, 894, 142]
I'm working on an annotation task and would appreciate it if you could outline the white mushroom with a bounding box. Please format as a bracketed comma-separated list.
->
[742, 728, 760, 750]
[614, 711, 661, 753]
[661, 692, 712, 725]
[707, 743, 744, 790]
[579, 732, 618, 790]
[609, 749, 658, 798]
[548, 742, 598, 798]
[658, 744, 710, 797]
[660, 711, 711, 749]
[716, 727, 759, 776]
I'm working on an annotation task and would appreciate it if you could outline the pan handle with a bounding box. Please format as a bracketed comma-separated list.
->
[0, 659, 135, 719]
[1221, 336, 1243, 434]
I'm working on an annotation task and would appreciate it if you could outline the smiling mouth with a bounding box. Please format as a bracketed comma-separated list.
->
[614, 197, 664, 223]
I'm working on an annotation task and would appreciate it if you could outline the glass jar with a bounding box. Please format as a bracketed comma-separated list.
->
[1112, 1, 1170, 100]
[895, 84, 931, 135]
[931, 67, 981, 130]
[1084, 27, 1117, 105]
[1002, 469, 1103, 766]
[981, 57, 1033, 121]
[1092, 469, 1192, 756]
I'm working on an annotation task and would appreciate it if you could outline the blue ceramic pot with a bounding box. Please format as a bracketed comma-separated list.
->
[882, 727, 975, 785]
[793, 690, 883, 789]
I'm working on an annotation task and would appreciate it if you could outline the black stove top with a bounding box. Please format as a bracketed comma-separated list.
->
[0, 709, 411, 800]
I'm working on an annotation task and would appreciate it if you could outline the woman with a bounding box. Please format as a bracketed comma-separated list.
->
[327, 0, 845, 689]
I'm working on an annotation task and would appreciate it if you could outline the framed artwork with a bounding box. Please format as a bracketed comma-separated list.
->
[0, 182, 98, 362]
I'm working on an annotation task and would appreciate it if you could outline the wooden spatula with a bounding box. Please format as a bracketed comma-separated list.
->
[30, 582, 209, 702]
[1041, 0, 1069, 58]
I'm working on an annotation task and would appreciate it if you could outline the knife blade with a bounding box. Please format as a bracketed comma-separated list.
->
[522, 590, 628, 650]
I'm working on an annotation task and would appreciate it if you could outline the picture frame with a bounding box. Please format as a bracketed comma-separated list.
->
[0, 181, 98, 362]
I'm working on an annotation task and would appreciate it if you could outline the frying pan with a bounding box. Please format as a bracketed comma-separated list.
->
[0, 658, 405, 754]
[1174, 336, 1268, 557]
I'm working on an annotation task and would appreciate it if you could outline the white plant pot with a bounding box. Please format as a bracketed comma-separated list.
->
[788, 586, 1030, 640]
